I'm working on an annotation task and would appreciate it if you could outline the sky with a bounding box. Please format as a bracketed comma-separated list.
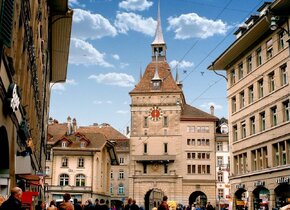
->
[49, 0, 267, 134]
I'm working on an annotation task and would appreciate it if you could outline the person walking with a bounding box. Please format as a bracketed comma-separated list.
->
[74, 198, 82, 210]
[95, 199, 101, 210]
[98, 199, 109, 210]
[158, 196, 169, 210]
[58, 193, 74, 210]
[0, 187, 23, 210]
[124, 198, 132, 210]
[84, 198, 95, 210]
[47, 200, 57, 210]
[131, 200, 139, 210]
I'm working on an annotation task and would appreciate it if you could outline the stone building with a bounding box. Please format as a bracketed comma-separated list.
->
[0, 0, 72, 204]
[215, 118, 230, 210]
[128, 2, 218, 209]
[46, 118, 123, 204]
[208, 1, 290, 210]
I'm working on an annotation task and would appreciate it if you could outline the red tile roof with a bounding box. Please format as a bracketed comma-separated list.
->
[130, 61, 182, 93]
[181, 104, 218, 121]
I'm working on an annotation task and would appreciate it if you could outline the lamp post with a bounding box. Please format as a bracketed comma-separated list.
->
[269, 15, 290, 54]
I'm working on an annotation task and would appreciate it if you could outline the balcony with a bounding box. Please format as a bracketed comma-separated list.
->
[134, 155, 175, 163]
[48, 185, 92, 192]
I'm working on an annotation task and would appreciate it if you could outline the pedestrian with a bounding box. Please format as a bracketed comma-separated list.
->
[0, 187, 23, 210]
[47, 200, 56, 210]
[158, 196, 169, 210]
[95, 199, 101, 210]
[124, 198, 132, 210]
[131, 200, 139, 210]
[58, 193, 74, 210]
[36, 201, 44, 210]
[47, 200, 57, 210]
[99, 199, 109, 210]
[84, 198, 95, 210]
[74, 198, 82, 210]
[206, 203, 214, 210]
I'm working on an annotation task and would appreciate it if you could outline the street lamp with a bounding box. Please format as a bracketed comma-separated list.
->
[269, 16, 289, 35]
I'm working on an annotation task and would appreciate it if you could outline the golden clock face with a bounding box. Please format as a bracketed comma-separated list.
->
[149, 106, 163, 121]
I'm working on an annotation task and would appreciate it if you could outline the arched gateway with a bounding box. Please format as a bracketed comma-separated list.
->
[144, 188, 165, 210]
[189, 191, 207, 208]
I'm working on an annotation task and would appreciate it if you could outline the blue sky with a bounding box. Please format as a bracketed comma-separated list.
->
[49, 0, 266, 133]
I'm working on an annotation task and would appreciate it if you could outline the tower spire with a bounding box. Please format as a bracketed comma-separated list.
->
[152, 0, 165, 45]
[151, 0, 166, 61]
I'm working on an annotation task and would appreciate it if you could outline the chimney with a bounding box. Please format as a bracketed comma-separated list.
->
[67, 116, 72, 135]
[126, 126, 130, 135]
[72, 118, 77, 133]
[210, 105, 215, 115]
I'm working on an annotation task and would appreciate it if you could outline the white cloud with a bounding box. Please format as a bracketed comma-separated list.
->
[112, 54, 120, 60]
[66, 79, 78, 85]
[120, 62, 129, 69]
[88, 72, 135, 87]
[200, 102, 223, 110]
[115, 12, 156, 36]
[93, 100, 112, 105]
[119, 0, 153, 11]
[116, 110, 128, 114]
[50, 79, 77, 91]
[167, 13, 228, 39]
[72, 9, 117, 40]
[69, 0, 85, 8]
[169, 60, 194, 70]
[69, 38, 113, 67]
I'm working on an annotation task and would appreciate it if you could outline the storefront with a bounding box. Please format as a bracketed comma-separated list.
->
[274, 176, 290, 209]
[252, 181, 269, 210]
[234, 184, 248, 210]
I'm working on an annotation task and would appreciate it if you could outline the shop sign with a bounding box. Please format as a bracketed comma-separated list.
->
[235, 184, 245, 189]
[276, 176, 290, 184]
[254, 181, 265, 187]
[6, 83, 20, 112]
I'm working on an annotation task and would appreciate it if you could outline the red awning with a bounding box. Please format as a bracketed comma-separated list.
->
[17, 174, 40, 181]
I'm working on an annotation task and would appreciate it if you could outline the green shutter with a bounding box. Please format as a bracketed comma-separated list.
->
[0, 0, 14, 47]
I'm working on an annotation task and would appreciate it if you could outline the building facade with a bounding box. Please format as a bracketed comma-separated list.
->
[209, 1, 290, 210]
[0, 0, 72, 206]
[215, 120, 230, 210]
[46, 118, 123, 205]
[128, 2, 219, 209]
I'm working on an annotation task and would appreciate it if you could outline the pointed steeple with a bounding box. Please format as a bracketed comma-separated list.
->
[175, 68, 183, 89]
[151, 0, 166, 61]
[152, 0, 165, 45]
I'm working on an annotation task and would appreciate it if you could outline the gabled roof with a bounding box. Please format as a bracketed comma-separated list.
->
[47, 123, 67, 143]
[181, 104, 218, 122]
[130, 61, 182, 94]
[77, 125, 128, 140]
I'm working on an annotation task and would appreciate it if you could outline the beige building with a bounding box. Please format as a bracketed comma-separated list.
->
[128, 2, 219, 209]
[0, 0, 72, 204]
[46, 118, 126, 205]
[208, 1, 290, 210]
[215, 119, 230, 209]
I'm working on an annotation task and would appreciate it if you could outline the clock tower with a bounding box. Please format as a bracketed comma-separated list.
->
[128, 1, 218, 209]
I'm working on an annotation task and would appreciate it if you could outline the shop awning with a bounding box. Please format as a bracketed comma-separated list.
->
[17, 174, 40, 181]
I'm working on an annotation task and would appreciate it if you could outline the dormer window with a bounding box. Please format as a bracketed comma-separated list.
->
[80, 141, 86, 148]
[62, 141, 68, 148]
[152, 81, 160, 89]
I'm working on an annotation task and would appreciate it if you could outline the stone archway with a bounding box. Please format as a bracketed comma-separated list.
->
[252, 187, 269, 210]
[0, 126, 10, 195]
[144, 188, 164, 210]
[189, 191, 207, 208]
[234, 188, 248, 210]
